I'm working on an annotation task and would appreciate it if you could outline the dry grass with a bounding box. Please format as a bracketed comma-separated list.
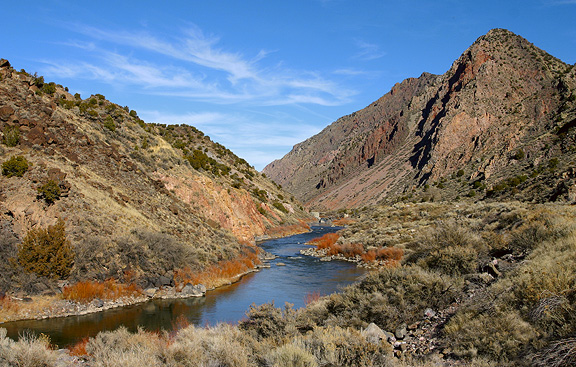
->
[265, 221, 311, 238]
[0, 328, 58, 366]
[0, 295, 61, 322]
[62, 279, 141, 303]
[332, 218, 356, 226]
[174, 251, 261, 289]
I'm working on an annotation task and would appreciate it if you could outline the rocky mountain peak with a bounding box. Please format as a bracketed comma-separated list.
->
[263, 29, 576, 210]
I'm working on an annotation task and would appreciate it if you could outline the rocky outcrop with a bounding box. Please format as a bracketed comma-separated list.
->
[264, 29, 576, 209]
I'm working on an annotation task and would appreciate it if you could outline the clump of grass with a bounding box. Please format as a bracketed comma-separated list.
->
[265, 341, 318, 367]
[444, 308, 537, 361]
[0, 328, 57, 366]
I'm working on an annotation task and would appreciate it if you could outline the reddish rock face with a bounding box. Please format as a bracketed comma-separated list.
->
[263, 29, 576, 209]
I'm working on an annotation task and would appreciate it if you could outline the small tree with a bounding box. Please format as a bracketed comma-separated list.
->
[18, 219, 74, 279]
[2, 126, 20, 147]
[37, 180, 61, 204]
[2, 155, 30, 177]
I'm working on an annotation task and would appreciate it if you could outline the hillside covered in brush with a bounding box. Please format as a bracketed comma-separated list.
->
[0, 59, 311, 294]
[264, 29, 576, 210]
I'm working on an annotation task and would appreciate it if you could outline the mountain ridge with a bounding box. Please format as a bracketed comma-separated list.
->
[0, 59, 311, 293]
[263, 29, 576, 209]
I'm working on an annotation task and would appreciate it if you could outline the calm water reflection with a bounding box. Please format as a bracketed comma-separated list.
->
[3, 226, 366, 347]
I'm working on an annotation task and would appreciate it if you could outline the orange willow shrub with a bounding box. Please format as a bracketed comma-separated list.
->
[309, 233, 340, 249]
[361, 247, 404, 266]
[62, 279, 141, 303]
[327, 243, 364, 258]
[304, 291, 321, 305]
[68, 337, 89, 357]
[332, 218, 356, 226]
[174, 251, 261, 289]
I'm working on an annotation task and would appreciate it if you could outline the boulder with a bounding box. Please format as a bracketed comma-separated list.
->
[143, 288, 158, 298]
[482, 261, 501, 278]
[91, 298, 104, 308]
[181, 283, 205, 297]
[395, 323, 407, 340]
[424, 308, 436, 318]
[362, 323, 387, 344]
[155, 276, 171, 287]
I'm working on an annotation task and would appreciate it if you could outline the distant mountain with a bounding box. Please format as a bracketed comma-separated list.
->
[263, 29, 576, 210]
[0, 59, 310, 292]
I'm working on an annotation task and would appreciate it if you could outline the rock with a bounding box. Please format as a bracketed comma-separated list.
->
[424, 308, 436, 318]
[91, 298, 104, 308]
[260, 252, 277, 260]
[383, 330, 396, 343]
[155, 276, 171, 287]
[320, 257, 332, 262]
[395, 323, 407, 340]
[144, 288, 157, 298]
[196, 284, 207, 294]
[482, 261, 501, 278]
[276, 262, 286, 266]
[362, 323, 387, 344]
[0, 106, 14, 121]
[181, 283, 205, 297]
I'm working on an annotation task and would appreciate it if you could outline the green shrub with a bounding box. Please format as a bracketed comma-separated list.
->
[445, 308, 536, 362]
[2, 125, 20, 147]
[266, 342, 318, 367]
[37, 180, 61, 204]
[1, 155, 30, 177]
[42, 82, 56, 95]
[103, 116, 116, 131]
[18, 219, 74, 279]
[424, 245, 478, 276]
[273, 202, 289, 213]
[513, 148, 525, 160]
[300, 326, 391, 367]
[239, 302, 294, 341]
[315, 266, 462, 331]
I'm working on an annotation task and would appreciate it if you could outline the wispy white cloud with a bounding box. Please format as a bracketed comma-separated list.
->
[43, 24, 355, 106]
[353, 40, 386, 61]
[139, 109, 321, 169]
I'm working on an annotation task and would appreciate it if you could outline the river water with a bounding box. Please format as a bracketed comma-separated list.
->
[3, 226, 366, 348]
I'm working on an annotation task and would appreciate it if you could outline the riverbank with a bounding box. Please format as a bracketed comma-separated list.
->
[0, 234, 289, 324]
[0, 265, 266, 324]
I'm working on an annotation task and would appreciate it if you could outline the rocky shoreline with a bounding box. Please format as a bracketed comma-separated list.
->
[299, 246, 384, 269]
[0, 252, 280, 324]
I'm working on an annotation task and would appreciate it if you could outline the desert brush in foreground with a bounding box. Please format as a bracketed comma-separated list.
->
[1, 201, 575, 366]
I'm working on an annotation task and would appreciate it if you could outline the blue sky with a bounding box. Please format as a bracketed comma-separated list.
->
[3, 1, 576, 170]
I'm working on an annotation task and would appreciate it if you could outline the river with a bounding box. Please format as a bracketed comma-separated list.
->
[2, 226, 366, 348]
